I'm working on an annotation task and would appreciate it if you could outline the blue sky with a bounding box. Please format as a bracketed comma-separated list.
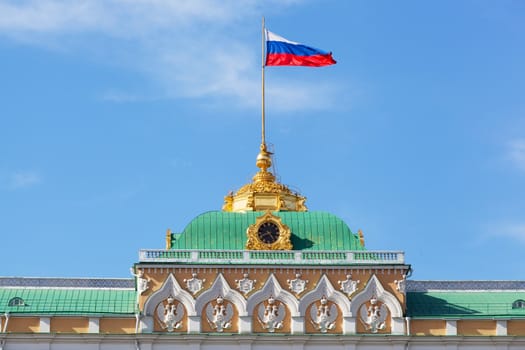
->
[1, 0, 524, 280]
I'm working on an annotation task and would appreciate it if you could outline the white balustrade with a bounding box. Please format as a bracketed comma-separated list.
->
[138, 249, 405, 265]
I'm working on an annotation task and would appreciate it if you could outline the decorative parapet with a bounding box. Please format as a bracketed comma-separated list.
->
[138, 249, 405, 265]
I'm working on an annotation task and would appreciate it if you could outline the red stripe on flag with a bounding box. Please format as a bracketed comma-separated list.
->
[265, 53, 336, 67]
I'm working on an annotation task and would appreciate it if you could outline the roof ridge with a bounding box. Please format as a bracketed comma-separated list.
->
[407, 280, 525, 292]
[0, 277, 134, 289]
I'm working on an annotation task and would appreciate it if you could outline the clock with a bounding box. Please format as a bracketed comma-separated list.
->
[246, 212, 293, 250]
[257, 222, 280, 244]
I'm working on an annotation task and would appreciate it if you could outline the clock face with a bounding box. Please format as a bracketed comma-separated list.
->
[257, 222, 280, 244]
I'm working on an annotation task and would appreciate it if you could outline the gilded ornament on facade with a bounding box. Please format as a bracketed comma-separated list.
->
[222, 143, 308, 212]
[165, 228, 172, 249]
[246, 211, 293, 250]
[358, 229, 365, 247]
[222, 192, 233, 212]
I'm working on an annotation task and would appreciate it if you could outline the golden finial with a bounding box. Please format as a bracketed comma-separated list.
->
[358, 229, 365, 247]
[166, 228, 172, 249]
[253, 143, 276, 183]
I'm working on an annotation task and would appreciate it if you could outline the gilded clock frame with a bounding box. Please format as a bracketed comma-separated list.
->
[245, 211, 293, 250]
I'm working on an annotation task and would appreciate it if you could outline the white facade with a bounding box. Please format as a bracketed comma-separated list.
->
[2, 334, 525, 350]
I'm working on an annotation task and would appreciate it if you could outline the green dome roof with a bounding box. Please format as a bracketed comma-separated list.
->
[170, 211, 365, 251]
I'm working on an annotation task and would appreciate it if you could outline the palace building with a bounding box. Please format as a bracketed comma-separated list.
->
[1, 141, 525, 349]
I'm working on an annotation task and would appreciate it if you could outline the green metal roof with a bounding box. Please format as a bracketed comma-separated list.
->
[0, 288, 136, 315]
[170, 211, 365, 251]
[407, 291, 525, 319]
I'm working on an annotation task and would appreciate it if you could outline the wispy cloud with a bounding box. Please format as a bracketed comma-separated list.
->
[8, 171, 42, 190]
[0, 0, 338, 112]
[493, 223, 525, 245]
[506, 139, 525, 172]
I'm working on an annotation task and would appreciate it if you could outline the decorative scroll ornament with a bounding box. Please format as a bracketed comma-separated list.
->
[394, 274, 406, 293]
[338, 274, 360, 297]
[235, 273, 256, 295]
[287, 273, 309, 295]
[246, 211, 293, 250]
[360, 296, 388, 333]
[257, 296, 285, 333]
[184, 273, 205, 295]
[205, 296, 233, 332]
[156, 296, 184, 332]
[130, 268, 150, 295]
[310, 296, 338, 333]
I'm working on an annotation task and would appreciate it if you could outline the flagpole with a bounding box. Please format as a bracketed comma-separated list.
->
[261, 16, 266, 148]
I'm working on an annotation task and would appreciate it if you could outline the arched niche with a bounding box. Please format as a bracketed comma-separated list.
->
[247, 274, 299, 317]
[298, 274, 351, 317]
[143, 273, 196, 317]
[194, 273, 247, 317]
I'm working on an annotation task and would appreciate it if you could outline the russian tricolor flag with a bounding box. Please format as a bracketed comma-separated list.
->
[265, 30, 336, 67]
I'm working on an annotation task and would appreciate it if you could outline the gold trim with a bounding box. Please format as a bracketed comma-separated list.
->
[246, 212, 293, 250]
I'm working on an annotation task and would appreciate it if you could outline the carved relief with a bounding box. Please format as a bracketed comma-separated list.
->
[130, 268, 150, 295]
[195, 273, 246, 334]
[155, 296, 184, 332]
[287, 273, 309, 295]
[359, 296, 388, 333]
[338, 274, 360, 297]
[257, 296, 285, 333]
[248, 274, 297, 334]
[309, 296, 338, 333]
[205, 295, 234, 332]
[350, 274, 403, 334]
[184, 273, 205, 295]
[235, 273, 256, 296]
[394, 274, 406, 293]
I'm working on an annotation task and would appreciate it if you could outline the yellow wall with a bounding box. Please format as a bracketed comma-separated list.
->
[99, 318, 136, 334]
[410, 320, 446, 336]
[457, 320, 496, 336]
[50, 317, 89, 333]
[508, 320, 525, 336]
[6, 317, 40, 333]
